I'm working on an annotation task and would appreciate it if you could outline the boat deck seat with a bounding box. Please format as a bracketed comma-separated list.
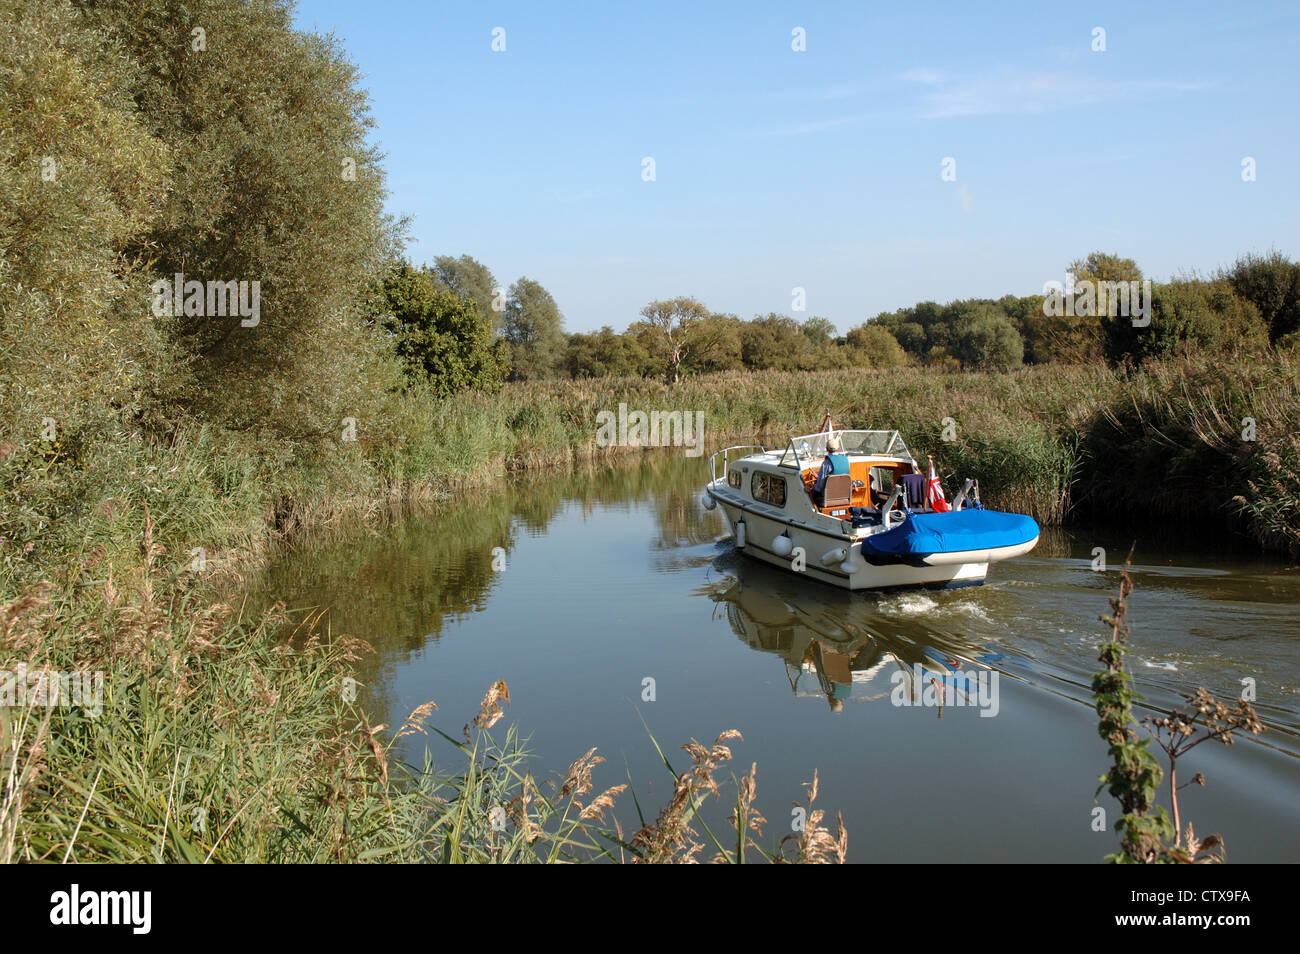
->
[803, 459, 911, 514]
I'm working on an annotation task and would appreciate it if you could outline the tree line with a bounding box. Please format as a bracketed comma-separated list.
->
[376, 248, 1300, 394]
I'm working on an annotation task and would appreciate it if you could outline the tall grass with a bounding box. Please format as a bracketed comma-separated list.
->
[1, 511, 844, 862]
[1075, 353, 1300, 556]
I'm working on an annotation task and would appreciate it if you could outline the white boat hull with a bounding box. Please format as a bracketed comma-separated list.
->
[712, 494, 1035, 591]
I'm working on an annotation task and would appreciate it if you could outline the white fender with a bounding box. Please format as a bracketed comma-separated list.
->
[771, 533, 793, 557]
[735, 519, 746, 548]
[820, 546, 848, 566]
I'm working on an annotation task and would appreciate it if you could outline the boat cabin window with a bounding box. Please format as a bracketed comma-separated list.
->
[728, 469, 742, 488]
[779, 430, 912, 469]
[751, 471, 786, 507]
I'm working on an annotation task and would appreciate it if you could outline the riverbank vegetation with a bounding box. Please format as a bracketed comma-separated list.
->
[1, 0, 1291, 863]
[1093, 565, 1263, 863]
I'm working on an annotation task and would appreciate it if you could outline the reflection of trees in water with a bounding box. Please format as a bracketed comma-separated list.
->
[260, 454, 717, 649]
[256, 451, 717, 706]
[521, 451, 721, 556]
[259, 496, 515, 651]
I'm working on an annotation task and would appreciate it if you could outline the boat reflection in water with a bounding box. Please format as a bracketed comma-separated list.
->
[699, 554, 1027, 713]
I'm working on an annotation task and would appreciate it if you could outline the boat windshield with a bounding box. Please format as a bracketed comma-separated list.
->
[779, 430, 911, 468]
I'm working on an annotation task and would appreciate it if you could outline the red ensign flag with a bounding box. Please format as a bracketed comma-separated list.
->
[928, 461, 950, 512]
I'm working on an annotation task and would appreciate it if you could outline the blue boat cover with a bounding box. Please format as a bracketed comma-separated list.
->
[861, 510, 1039, 557]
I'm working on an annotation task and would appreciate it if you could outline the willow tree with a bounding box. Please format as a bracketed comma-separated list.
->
[0, 0, 177, 568]
[430, 255, 502, 335]
[72, 0, 402, 438]
[0, 0, 173, 441]
[502, 277, 565, 379]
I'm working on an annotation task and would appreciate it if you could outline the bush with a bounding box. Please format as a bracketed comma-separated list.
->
[1101, 279, 1268, 366]
[951, 312, 1024, 371]
[844, 324, 907, 368]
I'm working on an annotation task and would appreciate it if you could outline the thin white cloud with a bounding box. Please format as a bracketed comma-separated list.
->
[773, 83, 865, 102]
[902, 68, 1210, 119]
[897, 68, 944, 85]
[762, 112, 878, 136]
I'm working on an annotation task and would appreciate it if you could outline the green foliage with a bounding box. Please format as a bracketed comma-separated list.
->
[635, 296, 712, 384]
[1092, 567, 1175, 863]
[503, 277, 566, 379]
[1102, 279, 1267, 366]
[71, 0, 403, 439]
[0, 0, 174, 441]
[873, 298, 1027, 370]
[951, 310, 1024, 371]
[565, 326, 651, 378]
[682, 313, 746, 374]
[844, 323, 907, 368]
[1092, 568, 1263, 863]
[376, 261, 507, 398]
[891, 321, 928, 354]
[429, 254, 503, 334]
[1075, 354, 1300, 557]
[1070, 251, 1143, 287]
[740, 314, 812, 371]
[800, 316, 836, 345]
[1224, 251, 1300, 343]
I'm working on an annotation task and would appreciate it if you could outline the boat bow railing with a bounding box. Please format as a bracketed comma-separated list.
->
[709, 445, 767, 484]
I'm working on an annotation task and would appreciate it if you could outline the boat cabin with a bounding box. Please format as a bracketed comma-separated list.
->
[711, 430, 923, 529]
[780, 430, 919, 516]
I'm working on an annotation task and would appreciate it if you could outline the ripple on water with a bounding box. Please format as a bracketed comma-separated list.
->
[947, 600, 992, 622]
[1139, 659, 1180, 671]
[879, 593, 938, 616]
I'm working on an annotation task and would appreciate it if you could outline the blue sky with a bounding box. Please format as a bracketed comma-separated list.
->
[295, 1, 1299, 334]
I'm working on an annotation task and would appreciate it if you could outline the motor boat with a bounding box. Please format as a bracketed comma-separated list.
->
[702, 416, 1039, 591]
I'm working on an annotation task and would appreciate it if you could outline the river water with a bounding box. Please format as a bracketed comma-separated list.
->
[259, 453, 1300, 862]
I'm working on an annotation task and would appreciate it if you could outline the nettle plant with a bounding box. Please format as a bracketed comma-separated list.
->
[1092, 562, 1264, 863]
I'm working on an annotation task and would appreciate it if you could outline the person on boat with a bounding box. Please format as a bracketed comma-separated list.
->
[812, 435, 850, 506]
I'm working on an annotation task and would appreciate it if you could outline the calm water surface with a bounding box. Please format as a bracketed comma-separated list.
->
[260, 454, 1300, 862]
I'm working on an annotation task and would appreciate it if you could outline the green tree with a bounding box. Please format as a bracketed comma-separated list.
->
[891, 321, 927, 356]
[564, 326, 651, 378]
[1225, 251, 1300, 343]
[1070, 252, 1144, 315]
[502, 277, 566, 379]
[1102, 279, 1268, 366]
[72, 0, 402, 438]
[800, 316, 836, 345]
[682, 313, 745, 373]
[0, 0, 173, 443]
[429, 254, 502, 334]
[376, 261, 507, 397]
[844, 324, 907, 368]
[951, 310, 1024, 371]
[740, 314, 813, 370]
[637, 297, 711, 384]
